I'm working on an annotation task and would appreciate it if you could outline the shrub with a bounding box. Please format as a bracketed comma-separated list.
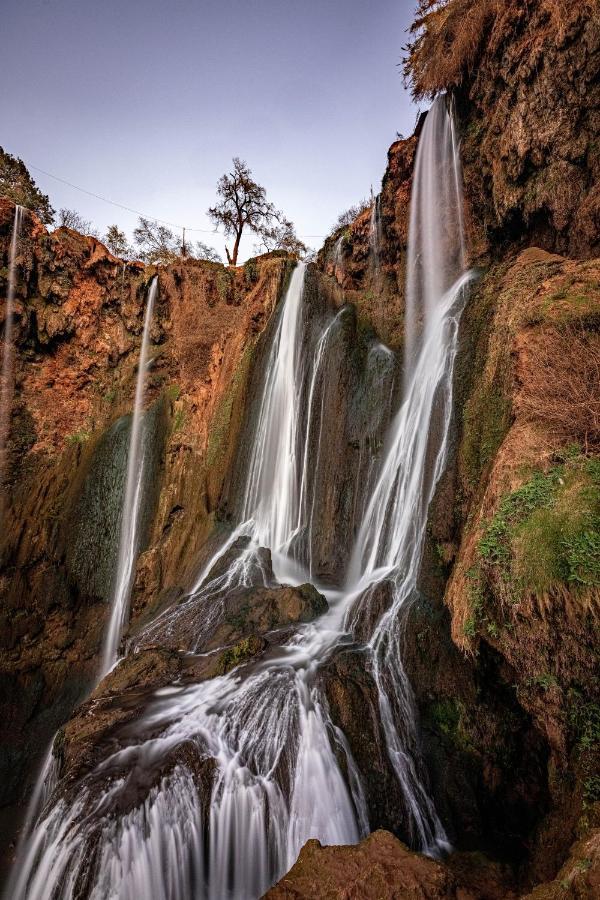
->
[519, 324, 600, 451]
[404, 0, 596, 99]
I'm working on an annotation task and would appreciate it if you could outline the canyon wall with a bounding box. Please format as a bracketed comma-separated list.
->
[0, 198, 292, 855]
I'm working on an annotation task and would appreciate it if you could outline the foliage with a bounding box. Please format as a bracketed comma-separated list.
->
[0, 147, 55, 224]
[133, 217, 181, 265]
[477, 456, 600, 606]
[65, 428, 91, 446]
[207, 157, 293, 266]
[193, 240, 222, 263]
[215, 636, 263, 675]
[58, 208, 99, 237]
[104, 224, 131, 258]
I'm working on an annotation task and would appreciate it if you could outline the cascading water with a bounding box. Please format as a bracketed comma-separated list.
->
[0, 204, 23, 482]
[3, 276, 159, 900]
[101, 275, 158, 674]
[11, 94, 472, 900]
[369, 193, 382, 274]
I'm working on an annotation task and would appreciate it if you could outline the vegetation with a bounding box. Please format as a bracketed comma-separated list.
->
[0, 146, 55, 223]
[465, 455, 600, 635]
[58, 208, 99, 236]
[104, 225, 131, 258]
[327, 199, 371, 240]
[216, 636, 263, 675]
[255, 219, 307, 257]
[132, 217, 221, 265]
[403, 0, 595, 99]
[520, 324, 600, 451]
[208, 157, 300, 266]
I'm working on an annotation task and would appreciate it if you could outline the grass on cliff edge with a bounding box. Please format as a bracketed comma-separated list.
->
[465, 453, 600, 635]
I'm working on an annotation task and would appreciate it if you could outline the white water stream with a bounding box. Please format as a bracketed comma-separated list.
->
[101, 275, 158, 673]
[10, 96, 473, 900]
[0, 205, 23, 482]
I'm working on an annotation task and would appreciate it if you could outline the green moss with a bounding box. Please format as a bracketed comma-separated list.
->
[216, 269, 234, 302]
[569, 696, 600, 752]
[426, 698, 475, 754]
[456, 271, 513, 493]
[216, 636, 263, 675]
[478, 457, 600, 600]
[244, 257, 259, 286]
[65, 428, 91, 446]
[528, 673, 558, 691]
[165, 384, 180, 401]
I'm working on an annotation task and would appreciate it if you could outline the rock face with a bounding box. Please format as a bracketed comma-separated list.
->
[265, 830, 515, 900]
[308, 3, 600, 893]
[264, 832, 459, 899]
[0, 198, 291, 828]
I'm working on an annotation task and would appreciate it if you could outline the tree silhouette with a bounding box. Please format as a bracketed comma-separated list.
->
[208, 158, 286, 266]
[0, 147, 55, 223]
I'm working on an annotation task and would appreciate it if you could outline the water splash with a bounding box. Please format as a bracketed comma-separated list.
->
[0, 205, 23, 482]
[101, 275, 158, 673]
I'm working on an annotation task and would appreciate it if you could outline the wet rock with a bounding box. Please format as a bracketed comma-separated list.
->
[265, 830, 461, 899]
[320, 647, 416, 841]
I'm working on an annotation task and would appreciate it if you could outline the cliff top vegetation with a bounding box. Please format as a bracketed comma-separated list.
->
[404, 0, 597, 99]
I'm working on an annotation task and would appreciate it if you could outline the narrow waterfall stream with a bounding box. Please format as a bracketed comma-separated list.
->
[101, 275, 158, 674]
[11, 95, 473, 900]
[0, 204, 23, 482]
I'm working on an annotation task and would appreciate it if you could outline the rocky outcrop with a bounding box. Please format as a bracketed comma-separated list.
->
[317, 137, 417, 351]
[265, 830, 514, 899]
[403, 1, 600, 259]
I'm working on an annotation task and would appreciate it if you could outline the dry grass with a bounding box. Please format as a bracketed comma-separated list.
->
[520, 324, 600, 451]
[404, 0, 598, 99]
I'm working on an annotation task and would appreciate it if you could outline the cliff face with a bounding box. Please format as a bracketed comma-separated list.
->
[0, 197, 291, 831]
[306, 4, 599, 895]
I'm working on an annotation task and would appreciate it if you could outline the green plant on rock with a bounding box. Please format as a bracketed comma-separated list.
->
[477, 457, 600, 603]
[216, 636, 263, 675]
[66, 428, 91, 446]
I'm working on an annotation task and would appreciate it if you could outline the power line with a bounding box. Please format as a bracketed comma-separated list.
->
[28, 163, 327, 239]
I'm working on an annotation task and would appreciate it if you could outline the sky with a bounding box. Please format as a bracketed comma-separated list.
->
[3, 0, 421, 263]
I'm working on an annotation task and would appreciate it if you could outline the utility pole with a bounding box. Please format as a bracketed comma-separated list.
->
[182, 227, 187, 258]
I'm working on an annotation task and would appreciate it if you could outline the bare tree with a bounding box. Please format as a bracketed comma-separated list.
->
[256, 218, 308, 257]
[58, 208, 99, 237]
[104, 224, 131, 258]
[133, 217, 223, 265]
[208, 158, 286, 266]
[193, 240, 222, 263]
[332, 199, 370, 233]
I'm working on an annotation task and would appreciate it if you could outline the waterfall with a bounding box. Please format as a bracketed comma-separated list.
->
[347, 94, 473, 851]
[0, 204, 23, 482]
[404, 97, 466, 382]
[11, 95, 472, 900]
[101, 275, 158, 673]
[369, 194, 382, 274]
[241, 262, 306, 564]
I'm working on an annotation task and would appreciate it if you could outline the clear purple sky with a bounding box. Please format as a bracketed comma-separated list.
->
[3, 0, 420, 262]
